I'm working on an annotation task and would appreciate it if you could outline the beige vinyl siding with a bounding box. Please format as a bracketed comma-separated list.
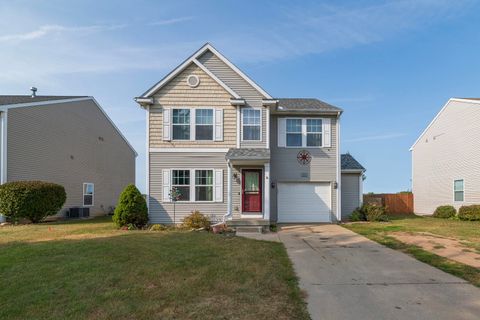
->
[7, 100, 135, 217]
[149, 152, 227, 224]
[149, 63, 236, 148]
[198, 50, 268, 148]
[412, 100, 480, 214]
[341, 173, 361, 220]
[270, 115, 338, 221]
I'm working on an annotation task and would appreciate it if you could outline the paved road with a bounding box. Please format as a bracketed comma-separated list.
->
[278, 225, 480, 320]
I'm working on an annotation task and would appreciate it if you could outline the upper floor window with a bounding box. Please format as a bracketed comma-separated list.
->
[286, 119, 302, 147]
[307, 119, 322, 147]
[172, 109, 190, 140]
[195, 109, 213, 140]
[83, 183, 94, 206]
[172, 170, 190, 201]
[454, 179, 464, 202]
[242, 109, 261, 141]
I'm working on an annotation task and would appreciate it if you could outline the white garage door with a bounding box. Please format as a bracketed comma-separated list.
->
[277, 182, 331, 223]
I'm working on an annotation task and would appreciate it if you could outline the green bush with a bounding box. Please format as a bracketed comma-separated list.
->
[182, 210, 211, 230]
[0, 181, 66, 223]
[348, 203, 388, 222]
[433, 205, 456, 219]
[458, 205, 480, 221]
[113, 184, 148, 228]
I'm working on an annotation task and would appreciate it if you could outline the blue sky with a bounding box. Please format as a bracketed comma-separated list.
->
[1, 0, 479, 193]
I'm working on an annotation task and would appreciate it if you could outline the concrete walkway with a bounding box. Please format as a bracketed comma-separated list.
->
[278, 225, 480, 320]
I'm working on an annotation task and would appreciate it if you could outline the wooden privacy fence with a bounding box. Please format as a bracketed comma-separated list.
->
[363, 193, 414, 214]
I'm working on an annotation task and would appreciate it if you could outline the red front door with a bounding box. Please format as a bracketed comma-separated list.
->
[242, 169, 262, 212]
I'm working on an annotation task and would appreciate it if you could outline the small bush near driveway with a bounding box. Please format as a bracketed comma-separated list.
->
[433, 205, 457, 219]
[113, 184, 148, 228]
[458, 205, 480, 221]
[349, 203, 388, 222]
[0, 181, 66, 223]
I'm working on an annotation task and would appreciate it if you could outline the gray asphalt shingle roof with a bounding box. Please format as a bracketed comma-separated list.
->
[341, 153, 365, 171]
[0, 95, 88, 106]
[276, 98, 342, 113]
[226, 148, 270, 160]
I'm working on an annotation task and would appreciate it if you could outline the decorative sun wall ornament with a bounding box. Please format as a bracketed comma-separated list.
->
[297, 150, 311, 165]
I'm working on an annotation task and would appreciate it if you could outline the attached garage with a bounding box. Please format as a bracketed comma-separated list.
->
[277, 182, 332, 223]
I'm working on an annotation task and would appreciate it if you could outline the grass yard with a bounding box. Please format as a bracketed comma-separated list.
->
[0, 217, 309, 320]
[344, 215, 480, 287]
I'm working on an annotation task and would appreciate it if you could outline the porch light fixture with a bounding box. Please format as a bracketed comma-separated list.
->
[333, 181, 338, 189]
[233, 172, 238, 179]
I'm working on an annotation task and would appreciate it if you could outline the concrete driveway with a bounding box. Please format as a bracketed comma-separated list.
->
[278, 225, 480, 320]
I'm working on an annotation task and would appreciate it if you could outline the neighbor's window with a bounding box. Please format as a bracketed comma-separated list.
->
[172, 170, 190, 201]
[454, 179, 464, 202]
[195, 170, 213, 201]
[172, 109, 190, 140]
[242, 109, 261, 141]
[306, 119, 322, 147]
[83, 183, 94, 206]
[286, 119, 302, 147]
[195, 109, 213, 140]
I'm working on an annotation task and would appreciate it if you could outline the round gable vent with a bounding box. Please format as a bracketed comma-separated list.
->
[187, 74, 200, 88]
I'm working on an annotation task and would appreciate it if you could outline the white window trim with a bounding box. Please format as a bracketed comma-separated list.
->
[170, 107, 216, 141]
[241, 108, 262, 142]
[285, 117, 324, 148]
[195, 108, 215, 141]
[170, 168, 216, 203]
[453, 178, 465, 203]
[83, 183, 94, 207]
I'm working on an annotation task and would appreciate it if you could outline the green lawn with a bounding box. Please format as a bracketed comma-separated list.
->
[343, 215, 480, 287]
[0, 217, 309, 320]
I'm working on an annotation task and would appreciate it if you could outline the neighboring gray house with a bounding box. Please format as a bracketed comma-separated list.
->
[0, 94, 137, 218]
[411, 98, 480, 215]
[135, 43, 364, 225]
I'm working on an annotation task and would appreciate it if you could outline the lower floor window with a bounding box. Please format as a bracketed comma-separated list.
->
[172, 169, 214, 202]
[454, 179, 464, 202]
[195, 170, 213, 201]
[83, 183, 94, 206]
[172, 170, 190, 201]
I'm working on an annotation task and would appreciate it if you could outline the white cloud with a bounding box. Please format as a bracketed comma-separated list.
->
[344, 133, 407, 143]
[149, 17, 193, 26]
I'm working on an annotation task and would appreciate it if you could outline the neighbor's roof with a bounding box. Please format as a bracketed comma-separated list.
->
[341, 153, 365, 171]
[0, 95, 88, 106]
[226, 148, 270, 160]
[276, 98, 342, 113]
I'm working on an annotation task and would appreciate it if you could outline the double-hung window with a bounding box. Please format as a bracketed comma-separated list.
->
[195, 170, 213, 201]
[172, 109, 190, 140]
[306, 119, 322, 147]
[195, 109, 213, 140]
[83, 183, 94, 206]
[286, 119, 302, 147]
[242, 109, 261, 141]
[454, 179, 464, 202]
[172, 170, 190, 201]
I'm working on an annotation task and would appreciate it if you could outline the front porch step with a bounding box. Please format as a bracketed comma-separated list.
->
[235, 226, 263, 234]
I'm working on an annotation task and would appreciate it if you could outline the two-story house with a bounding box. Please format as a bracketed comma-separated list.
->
[135, 43, 365, 227]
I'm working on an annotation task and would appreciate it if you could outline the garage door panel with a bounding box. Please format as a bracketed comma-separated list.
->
[278, 182, 331, 223]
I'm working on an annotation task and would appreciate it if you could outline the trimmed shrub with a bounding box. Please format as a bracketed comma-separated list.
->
[182, 210, 211, 230]
[113, 184, 148, 228]
[458, 205, 480, 221]
[348, 203, 388, 222]
[0, 181, 66, 223]
[433, 205, 456, 219]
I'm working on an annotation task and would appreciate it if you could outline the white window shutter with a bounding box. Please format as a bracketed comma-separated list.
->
[278, 118, 286, 147]
[163, 108, 171, 141]
[162, 169, 171, 202]
[214, 169, 223, 202]
[323, 118, 331, 147]
[190, 108, 195, 141]
[214, 109, 223, 141]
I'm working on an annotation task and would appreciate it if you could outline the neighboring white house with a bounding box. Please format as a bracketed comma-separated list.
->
[410, 98, 480, 214]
